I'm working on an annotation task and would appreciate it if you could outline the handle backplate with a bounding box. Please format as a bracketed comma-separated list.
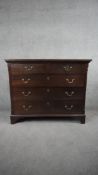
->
[64, 105, 74, 110]
[66, 78, 75, 84]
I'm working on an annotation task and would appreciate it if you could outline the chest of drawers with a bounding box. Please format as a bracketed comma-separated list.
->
[6, 59, 92, 124]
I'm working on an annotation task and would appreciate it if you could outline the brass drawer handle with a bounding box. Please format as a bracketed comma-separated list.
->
[66, 78, 75, 84]
[64, 65, 72, 72]
[24, 65, 33, 71]
[65, 91, 75, 96]
[46, 101, 50, 106]
[21, 78, 31, 84]
[64, 105, 74, 110]
[22, 105, 32, 111]
[46, 76, 50, 80]
[46, 88, 50, 93]
[21, 91, 31, 96]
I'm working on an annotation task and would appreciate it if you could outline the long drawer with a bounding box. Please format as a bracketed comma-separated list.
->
[10, 63, 87, 75]
[12, 87, 85, 100]
[13, 100, 84, 115]
[11, 74, 85, 87]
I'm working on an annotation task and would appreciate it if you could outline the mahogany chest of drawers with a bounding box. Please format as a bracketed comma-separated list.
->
[6, 59, 92, 124]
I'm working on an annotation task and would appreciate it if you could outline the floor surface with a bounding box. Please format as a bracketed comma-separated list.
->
[0, 110, 98, 175]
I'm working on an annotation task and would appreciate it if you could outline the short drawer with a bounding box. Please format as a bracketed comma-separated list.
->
[10, 63, 87, 75]
[13, 100, 84, 115]
[10, 63, 46, 74]
[11, 74, 85, 87]
[12, 87, 85, 100]
[46, 63, 87, 74]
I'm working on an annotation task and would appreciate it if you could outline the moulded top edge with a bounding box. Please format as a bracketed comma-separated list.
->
[5, 59, 92, 63]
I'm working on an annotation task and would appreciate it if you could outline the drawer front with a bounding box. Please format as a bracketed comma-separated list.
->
[13, 100, 84, 115]
[13, 87, 85, 100]
[10, 63, 46, 74]
[11, 75, 85, 87]
[10, 63, 87, 75]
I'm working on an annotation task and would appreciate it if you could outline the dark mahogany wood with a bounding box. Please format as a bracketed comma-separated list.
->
[12, 87, 85, 100]
[12, 100, 84, 115]
[10, 63, 88, 74]
[5, 59, 92, 124]
[11, 74, 85, 87]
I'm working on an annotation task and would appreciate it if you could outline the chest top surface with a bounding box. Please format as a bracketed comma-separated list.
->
[5, 59, 92, 63]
